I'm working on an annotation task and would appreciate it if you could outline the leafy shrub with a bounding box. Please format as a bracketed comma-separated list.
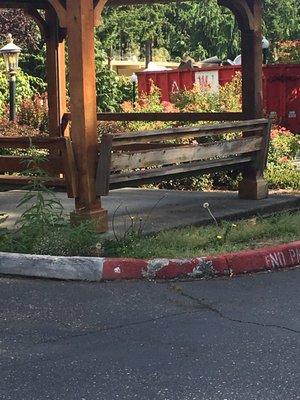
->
[219, 73, 242, 112]
[17, 94, 48, 132]
[0, 120, 41, 137]
[170, 83, 219, 113]
[0, 58, 45, 118]
[266, 126, 299, 190]
[268, 126, 299, 161]
[170, 72, 242, 113]
[120, 84, 172, 132]
[0, 151, 101, 256]
[95, 49, 132, 112]
[29, 222, 100, 257]
[0, 118, 44, 157]
[266, 162, 299, 190]
[116, 75, 298, 192]
[276, 40, 300, 64]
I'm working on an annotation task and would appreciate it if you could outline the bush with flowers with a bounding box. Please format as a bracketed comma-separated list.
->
[1, 69, 298, 191]
[170, 73, 242, 113]
[276, 40, 300, 64]
[17, 94, 49, 132]
[0, 94, 49, 158]
[266, 126, 299, 190]
[113, 73, 299, 191]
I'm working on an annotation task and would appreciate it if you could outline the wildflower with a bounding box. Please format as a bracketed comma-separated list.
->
[95, 242, 102, 250]
[280, 156, 289, 163]
[203, 202, 210, 209]
[217, 235, 223, 240]
[121, 101, 133, 113]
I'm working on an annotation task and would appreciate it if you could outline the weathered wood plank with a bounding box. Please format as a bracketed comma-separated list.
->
[110, 123, 266, 146]
[0, 175, 66, 187]
[110, 142, 180, 151]
[62, 138, 78, 198]
[0, 136, 78, 197]
[109, 156, 253, 186]
[111, 137, 263, 171]
[254, 116, 273, 172]
[0, 155, 63, 174]
[96, 134, 113, 196]
[0, 136, 66, 150]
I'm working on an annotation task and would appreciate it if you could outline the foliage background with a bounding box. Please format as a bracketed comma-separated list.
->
[0, 0, 299, 111]
[0, 2, 299, 191]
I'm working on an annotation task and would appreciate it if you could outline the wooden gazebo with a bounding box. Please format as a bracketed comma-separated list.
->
[0, 0, 267, 232]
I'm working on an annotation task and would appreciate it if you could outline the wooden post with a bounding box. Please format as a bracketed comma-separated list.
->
[241, 3, 263, 119]
[66, 0, 108, 232]
[45, 8, 67, 137]
[239, 0, 268, 200]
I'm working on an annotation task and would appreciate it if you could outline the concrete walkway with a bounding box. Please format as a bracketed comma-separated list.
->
[1, 188, 299, 235]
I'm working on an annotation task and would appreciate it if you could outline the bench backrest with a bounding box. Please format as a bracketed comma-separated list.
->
[0, 136, 78, 198]
[96, 118, 272, 195]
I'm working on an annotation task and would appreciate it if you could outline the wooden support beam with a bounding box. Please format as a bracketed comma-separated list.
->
[24, 8, 49, 36]
[45, 8, 67, 137]
[94, 0, 108, 26]
[48, 0, 67, 27]
[239, 0, 268, 200]
[66, 0, 108, 232]
[241, 0, 263, 119]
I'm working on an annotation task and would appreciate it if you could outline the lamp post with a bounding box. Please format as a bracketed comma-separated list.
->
[0, 34, 21, 122]
[262, 36, 270, 65]
[130, 72, 138, 104]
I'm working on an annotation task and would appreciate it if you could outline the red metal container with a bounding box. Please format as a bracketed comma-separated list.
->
[263, 65, 300, 133]
[137, 64, 300, 133]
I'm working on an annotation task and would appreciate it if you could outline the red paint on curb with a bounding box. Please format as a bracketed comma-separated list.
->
[154, 256, 229, 279]
[102, 258, 148, 280]
[225, 241, 300, 274]
[101, 241, 300, 281]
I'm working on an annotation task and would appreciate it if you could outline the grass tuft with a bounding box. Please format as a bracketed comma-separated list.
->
[103, 212, 300, 259]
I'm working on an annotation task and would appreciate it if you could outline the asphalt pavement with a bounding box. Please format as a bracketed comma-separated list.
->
[0, 269, 299, 400]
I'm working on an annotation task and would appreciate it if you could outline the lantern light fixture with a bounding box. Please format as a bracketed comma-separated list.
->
[0, 34, 22, 121]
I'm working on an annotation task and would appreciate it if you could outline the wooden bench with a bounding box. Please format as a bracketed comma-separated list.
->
[0, 136, 78, 198]
[96, 118, 272, 196]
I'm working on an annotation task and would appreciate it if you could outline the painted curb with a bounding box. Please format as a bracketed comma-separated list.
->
[0, 241, 299, 282]
[102, 241, 300, 280]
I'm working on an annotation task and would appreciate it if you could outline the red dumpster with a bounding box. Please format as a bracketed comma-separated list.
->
[263, 64, 300, 133]
[137, 64, 300, 133]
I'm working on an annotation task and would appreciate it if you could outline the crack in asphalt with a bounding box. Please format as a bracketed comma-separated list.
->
[1, 283, 299, 352]
[170, 284, 300, 335]
[2, 309, 202, 349]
